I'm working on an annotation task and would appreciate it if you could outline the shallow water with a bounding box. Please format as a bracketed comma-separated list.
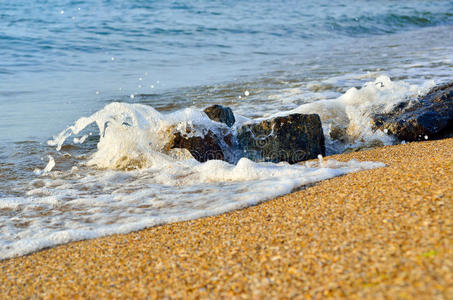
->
[1, 0, 453, 259]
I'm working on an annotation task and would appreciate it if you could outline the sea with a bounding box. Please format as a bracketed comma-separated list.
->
[1, 0, 452, 259]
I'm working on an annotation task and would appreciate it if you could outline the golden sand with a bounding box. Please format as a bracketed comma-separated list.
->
[1, 138, 452, 299]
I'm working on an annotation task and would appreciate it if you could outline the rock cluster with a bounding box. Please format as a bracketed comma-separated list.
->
[168, 105, 326, 164]
[167, 80, 453, 163]
[372, 80, 453, 141]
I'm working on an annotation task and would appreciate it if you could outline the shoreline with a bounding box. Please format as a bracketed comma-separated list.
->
[1, 138, 452, 298]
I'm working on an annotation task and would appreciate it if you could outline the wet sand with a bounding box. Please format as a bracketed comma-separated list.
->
[1, 138, 452, 299]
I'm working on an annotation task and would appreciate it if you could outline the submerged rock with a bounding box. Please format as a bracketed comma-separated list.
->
[237, 114, 325, 164]
[372, 81, 453, 141]
[204, 105, 236, 127]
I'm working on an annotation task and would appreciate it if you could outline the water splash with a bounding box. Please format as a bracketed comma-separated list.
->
[0, 90, 394, 260]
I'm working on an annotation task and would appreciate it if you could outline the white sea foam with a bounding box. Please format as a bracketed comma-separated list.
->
[3, 75, 427, 260]
[276, 75, 434, 153]
[0, 156, 383, 260]
[0, 93, 391, 260]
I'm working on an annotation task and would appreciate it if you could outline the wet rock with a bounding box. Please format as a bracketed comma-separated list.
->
[342, 139, 384, 154]
[237, 114, 325, 164]
[204, 105, 236, 127]
[169, 131, 225, 162]
[168, 110, 325, 164]
[372, 81, 453, 141]
[329, 126, 349, 143]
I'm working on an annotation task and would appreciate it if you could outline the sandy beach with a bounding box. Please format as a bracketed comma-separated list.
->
[1, 138, 452, 299]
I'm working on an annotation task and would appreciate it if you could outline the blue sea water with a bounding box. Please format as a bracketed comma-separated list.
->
[1, 0, 453, 142]
[0, 0, 453, 259]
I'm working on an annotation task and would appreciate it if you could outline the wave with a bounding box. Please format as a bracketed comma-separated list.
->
[0, 75, 437, 260]
[327, 11, 453, 36]
[4, 77, 425, 259]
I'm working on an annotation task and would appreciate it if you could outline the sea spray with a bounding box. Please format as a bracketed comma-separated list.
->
[3, 75, 430, 260]
[279, 76, 434, 154]
[33, 155, 56, 175]
[0, 97, 390, 260]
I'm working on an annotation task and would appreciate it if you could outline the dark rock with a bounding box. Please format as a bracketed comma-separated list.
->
[372, 81, 453, 141]
[329, 126, 349, 143]
[204, 105, 236, 127]
[167, 110, 325, 164]
[342, 139, 384, 154]
[169, 131, 225, 162]
[237, 114, 325, 164]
